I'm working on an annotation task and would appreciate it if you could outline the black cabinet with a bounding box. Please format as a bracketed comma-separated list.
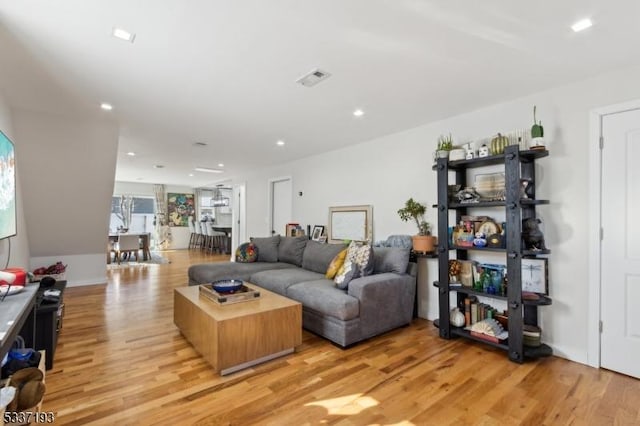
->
[20, 281, 66, 370]
[434, 145, 552, 362]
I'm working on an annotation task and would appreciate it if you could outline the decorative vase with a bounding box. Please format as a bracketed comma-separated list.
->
[412, 235, 436, 253]
[450, 307, 465, 327]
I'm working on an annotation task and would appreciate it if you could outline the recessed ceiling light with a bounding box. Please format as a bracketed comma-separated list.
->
[112, 27, 136, 42]
[153, 164, 164, 169]
[218, 163, 224, 167]
[188, 173, 194, 177]
[194, 167, 223, 173]
[100, 103, 113, 111]
[276, 140, 285, 146]
[353, 109, 364, 117]
[126, 152, 136, 156]
[571, 18, 593, 32]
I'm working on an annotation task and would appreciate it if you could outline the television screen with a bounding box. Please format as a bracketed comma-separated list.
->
[0, 131, 16, 240]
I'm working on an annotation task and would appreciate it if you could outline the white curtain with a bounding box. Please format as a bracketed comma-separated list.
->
[153, 184, 171, 250]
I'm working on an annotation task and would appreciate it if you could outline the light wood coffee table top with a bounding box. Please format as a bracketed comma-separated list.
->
[174, 284, 302, 375]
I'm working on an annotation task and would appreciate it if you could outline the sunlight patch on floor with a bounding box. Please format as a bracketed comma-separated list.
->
[305, 393, 378, 415]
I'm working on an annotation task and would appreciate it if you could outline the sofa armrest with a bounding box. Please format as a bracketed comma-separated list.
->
[347, 272, 416, 339]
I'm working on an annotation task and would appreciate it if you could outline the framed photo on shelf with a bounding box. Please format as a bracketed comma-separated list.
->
[521, 258, 548, 294]
[311, 225, 325, 241]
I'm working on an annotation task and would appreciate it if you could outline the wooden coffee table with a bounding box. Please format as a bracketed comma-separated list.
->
[174, 285, 302, 375]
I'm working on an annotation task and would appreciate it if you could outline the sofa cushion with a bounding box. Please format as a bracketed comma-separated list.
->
[373, 247, 411, 274]
[287, 280, 359, 321]
[302, 241, 348, 274]
[235, 242, 258, 263]
[325, 248, 348, 279]
[188, 261, 297, 285]
[250, 235, 280, 262]
[250, 268, 325, 295]
[278, 236, 308, 266]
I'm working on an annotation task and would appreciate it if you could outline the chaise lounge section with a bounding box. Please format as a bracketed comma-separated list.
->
[188, 235, 417, 347]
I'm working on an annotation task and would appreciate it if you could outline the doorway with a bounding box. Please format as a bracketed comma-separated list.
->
[269, 177, 292, 237]
[231, 183, 246, 258]
[590, 101, 640, 378]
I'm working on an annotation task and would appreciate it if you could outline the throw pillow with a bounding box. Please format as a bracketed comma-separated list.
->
[334, 258, 359, 290]
[351, 243, 374, 276]
[235, 242, 258, 263]
[250, 235, 280, 262]
[325, 248, 348, 279]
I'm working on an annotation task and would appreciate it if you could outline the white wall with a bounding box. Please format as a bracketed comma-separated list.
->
[232, 62, 640, 365]
[113, 181, 195, 249]
[13, 109, 119, 286]
[0, 94, 30, 268]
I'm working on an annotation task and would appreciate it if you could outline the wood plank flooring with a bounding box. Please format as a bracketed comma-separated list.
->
[41, 250, 640, 425]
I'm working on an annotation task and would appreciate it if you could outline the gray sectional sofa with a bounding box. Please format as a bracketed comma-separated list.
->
[188, 235, 417, 347]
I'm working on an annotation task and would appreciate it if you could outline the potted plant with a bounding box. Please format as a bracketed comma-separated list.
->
[530, 105, 545, 149]
[435, 134, 453, 159]
[397, 198, 436, 253]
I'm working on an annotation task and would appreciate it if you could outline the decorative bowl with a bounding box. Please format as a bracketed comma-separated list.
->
[211, 279, 244, 294]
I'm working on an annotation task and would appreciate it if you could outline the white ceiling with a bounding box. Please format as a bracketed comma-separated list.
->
[1, 1, 639, 187]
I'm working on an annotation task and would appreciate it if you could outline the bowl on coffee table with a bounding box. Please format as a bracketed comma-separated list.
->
[211, 279, 244, 294]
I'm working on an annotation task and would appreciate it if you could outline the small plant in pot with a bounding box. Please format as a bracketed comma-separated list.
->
[435, 134, 454, 160]
[397, 198, 436, 253]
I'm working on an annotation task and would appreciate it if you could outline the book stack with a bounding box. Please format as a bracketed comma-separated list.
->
[463, 296, 499, 326]
[285, 223, 305, 237]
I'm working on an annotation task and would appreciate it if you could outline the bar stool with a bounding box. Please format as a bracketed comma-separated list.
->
[193, 220, 204, 250]
[188, 218, 197, 249]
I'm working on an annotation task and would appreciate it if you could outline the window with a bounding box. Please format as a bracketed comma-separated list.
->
[110, 196, 155, 234]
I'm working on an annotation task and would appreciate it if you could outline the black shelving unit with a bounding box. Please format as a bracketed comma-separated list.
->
[434, 145, 552, 362]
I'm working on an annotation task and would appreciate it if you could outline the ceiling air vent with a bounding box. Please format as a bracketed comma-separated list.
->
[296, 68, 331, 87]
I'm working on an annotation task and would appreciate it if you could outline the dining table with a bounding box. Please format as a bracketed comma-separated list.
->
[107, 232, 151, 264]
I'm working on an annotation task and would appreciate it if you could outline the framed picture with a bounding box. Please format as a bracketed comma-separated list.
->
[167, 193, 195, 226]
[521, 258, 548, 294]
[318, 236, 327, 243]
[328, 205, 373, 243]
[311, 225, 324, 241]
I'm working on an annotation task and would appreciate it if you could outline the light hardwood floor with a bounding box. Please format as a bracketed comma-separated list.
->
[42, 250, 639, 425]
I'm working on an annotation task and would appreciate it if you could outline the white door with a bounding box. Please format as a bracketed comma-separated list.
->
[270, 178, 292, 236]
[601, 108, 640, 378]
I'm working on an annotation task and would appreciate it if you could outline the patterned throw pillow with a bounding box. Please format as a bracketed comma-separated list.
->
[334, 241, 373, 289]
[352, 243, 374, 276]
[235, 242, 258, 263]
[334, 258, 359, 290]
[325, 248, 348, 279]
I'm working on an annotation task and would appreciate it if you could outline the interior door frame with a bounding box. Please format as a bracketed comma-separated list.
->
[268, 176, 292, 237]
[588, 98, 640, 368]
[231, 182, 246, 260]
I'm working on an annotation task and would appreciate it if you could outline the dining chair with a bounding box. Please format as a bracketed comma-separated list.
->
[116, 234, 141, 264]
